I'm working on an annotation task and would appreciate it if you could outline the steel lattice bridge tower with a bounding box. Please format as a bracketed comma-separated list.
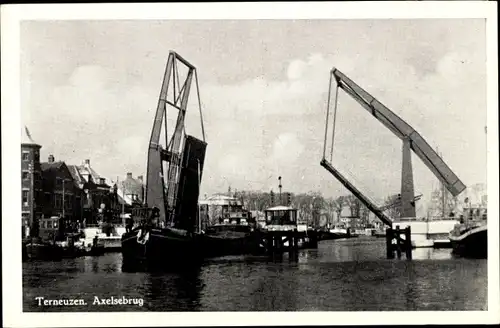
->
[145, 51, 207, 231]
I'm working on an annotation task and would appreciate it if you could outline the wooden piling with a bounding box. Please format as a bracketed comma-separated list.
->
[405, 226, 412, 260]
[277, 234, 283, 252]
[266, 234, 273, 255]
[287, 231, 293, 251]
[395, 225, 402, 259]
[293, 230, 299, 252]
[386, 228, 394, 259]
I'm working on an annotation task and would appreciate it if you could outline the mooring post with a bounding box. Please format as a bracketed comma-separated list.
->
[310, 230, 318, 248]
[405, 226, 412, 260]
[386, 227, 394, 259]
[267, 234, 273, 256]
[395, 225, 402, 259]
[291, 230, 299, 262]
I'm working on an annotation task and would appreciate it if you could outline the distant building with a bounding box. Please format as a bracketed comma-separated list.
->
[66, 159, 118, 225]
[21, 127, 43, 236]
[119, 173, 144, 205]
[199, 194, 245, 226]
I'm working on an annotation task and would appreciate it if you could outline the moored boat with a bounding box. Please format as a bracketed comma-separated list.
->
[201, 224, 259, 257]
[449, 223, 487, 258]
[121, 210, 204, 268]
[449, 207, 487, 258]
[199, 202, 261, 257]
[328, 225, 352, 239]
[25, 238, 63, 261]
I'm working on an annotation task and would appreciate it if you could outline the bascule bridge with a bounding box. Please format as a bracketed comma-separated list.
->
[321, 68, 466, 228]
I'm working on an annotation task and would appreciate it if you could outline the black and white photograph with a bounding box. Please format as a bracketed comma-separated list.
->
[2, 2, 499, 327]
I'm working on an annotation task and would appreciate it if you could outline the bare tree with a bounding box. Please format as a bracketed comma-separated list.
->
[383, 194, 402, 219]
[345, 195, 361, 218]
[359, 203, 370, 226]
[332, 195, 346, 224]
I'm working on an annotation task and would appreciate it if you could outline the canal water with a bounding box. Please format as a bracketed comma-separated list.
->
[23, 237, 487, 311]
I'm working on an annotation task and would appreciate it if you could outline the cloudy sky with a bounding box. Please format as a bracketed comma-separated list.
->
[20, 19, 487, 206]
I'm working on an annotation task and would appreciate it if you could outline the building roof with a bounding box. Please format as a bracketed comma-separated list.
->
[77, 165, 101, 181]
[74, 163, 110, 188]
[265, 205, 296, 211]
[67, 165, 86, 188]
[40, 161, 66, 172]
[121, 175, 144, 197]
[116, 187, 134, 205]
[21, 126, 41, 146]
[199, 194, 242, 206]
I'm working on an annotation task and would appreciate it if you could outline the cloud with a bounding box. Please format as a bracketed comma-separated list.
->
[22, 44, 486, 201]
[199, 48, 485, 200]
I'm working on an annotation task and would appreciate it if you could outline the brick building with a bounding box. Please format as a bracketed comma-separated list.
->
[40, 155, 78, 221]
[21, 127, 43, 236]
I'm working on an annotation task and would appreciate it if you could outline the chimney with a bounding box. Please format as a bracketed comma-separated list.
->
[48, 155, 55, 163]
[100, 178, 105, 185]
[84, 159, 90, 167]
[126, 172, 133, 179]
[138, 175, 143, 183]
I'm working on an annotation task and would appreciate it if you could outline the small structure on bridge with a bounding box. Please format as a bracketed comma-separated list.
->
[257, 204, 318, 260]
[257, 179, 318, 260]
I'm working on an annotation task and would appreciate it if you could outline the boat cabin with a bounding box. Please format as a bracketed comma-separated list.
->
[38, 216, 63, 241]
[462, 206, 487, 222]
[264, 205, 298, 231]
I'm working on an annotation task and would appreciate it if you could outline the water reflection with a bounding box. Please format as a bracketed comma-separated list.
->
[141, 267, 204, 311]
[249, 263, 300, 311]
[412, 247, 453, 260]
[23, 240, 487, 312]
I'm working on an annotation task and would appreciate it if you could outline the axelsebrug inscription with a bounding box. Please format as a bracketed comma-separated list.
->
[35, 296, 144, 307]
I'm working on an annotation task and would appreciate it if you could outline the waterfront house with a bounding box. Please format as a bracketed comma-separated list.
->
[21, 126, 43, 237]
[40, 155, 78, 222]
[67, 159, 118, 226]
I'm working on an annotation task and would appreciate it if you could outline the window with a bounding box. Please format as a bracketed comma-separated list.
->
[47, 220, 52, 229]
[22, 152, 29, 161]
[22, 190, 29, 206]
[64, 197, 72, 210]
[34, 151, 40, 162]
[22, 172, 29, 180]
[54, 194, 62, 209]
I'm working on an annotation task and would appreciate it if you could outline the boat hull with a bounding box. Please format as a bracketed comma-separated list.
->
[201, 233, 260, 257]
[121, 227, 203, 270]
[25, 243, 63, 261]
[450, 225, 487, 259]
